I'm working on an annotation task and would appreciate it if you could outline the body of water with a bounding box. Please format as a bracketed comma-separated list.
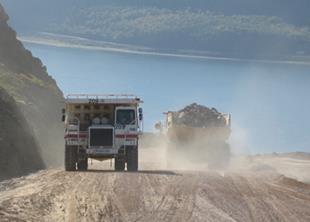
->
[25, 43, 310, 154]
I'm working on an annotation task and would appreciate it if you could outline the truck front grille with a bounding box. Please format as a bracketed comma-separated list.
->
[89, 128, 113, 147]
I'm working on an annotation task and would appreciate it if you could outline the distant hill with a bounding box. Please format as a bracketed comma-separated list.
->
[0, 3, 64, 180]
[270, 152, 310, 160]
[1, 0, 310, 60]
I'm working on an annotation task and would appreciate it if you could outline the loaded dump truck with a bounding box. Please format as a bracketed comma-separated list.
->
[163, 103, 231, 169]
[62, 94, 143, 172]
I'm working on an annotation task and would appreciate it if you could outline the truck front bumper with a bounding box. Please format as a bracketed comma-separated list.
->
[87, 148, 118, 155]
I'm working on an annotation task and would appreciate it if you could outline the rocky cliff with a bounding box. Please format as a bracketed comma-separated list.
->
[0, 3, 64, 178]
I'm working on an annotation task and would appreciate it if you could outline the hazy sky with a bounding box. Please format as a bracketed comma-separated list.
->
[25, 43, 310, 155]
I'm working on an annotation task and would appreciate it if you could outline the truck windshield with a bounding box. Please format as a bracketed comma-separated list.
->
[116, 109, 136, 125]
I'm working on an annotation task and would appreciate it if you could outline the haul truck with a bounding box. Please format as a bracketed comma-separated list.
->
[62, 94, 143, 172]
[162, 110, 231, 169]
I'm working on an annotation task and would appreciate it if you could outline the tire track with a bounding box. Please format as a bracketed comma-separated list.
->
[0, 166, 309, 222]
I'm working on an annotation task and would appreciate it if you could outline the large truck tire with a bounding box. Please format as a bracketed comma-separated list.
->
[65, 145, 77, 171]
[77, 158, 88, 171]
[115, 156, 125, 171]
[127, 146, 138, 172]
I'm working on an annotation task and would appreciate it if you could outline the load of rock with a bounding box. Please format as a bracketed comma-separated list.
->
[172, 103, 228, 128]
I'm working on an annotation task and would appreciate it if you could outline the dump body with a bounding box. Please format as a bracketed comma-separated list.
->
[62, 94, 143, 171]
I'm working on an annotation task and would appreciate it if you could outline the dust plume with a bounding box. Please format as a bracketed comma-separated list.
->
[139, 131, 230, 171]
[139, 132, 310, 184]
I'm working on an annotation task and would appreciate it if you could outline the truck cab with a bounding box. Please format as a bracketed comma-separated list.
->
[62, 94, 143, 172]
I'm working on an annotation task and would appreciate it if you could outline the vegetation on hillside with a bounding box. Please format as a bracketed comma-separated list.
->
[2, 0, 310, 58]
[53, 7, 310, 40]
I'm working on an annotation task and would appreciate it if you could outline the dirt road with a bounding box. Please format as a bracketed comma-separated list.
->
[0, 159, 309, 222]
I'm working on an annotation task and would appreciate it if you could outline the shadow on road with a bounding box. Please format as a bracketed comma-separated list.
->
[81, 169, 180, 176]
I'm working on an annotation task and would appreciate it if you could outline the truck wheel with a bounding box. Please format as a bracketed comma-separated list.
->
[115, 157, 125, 171]
[127, 146, 138, 172]
[65, 145, 77, 171]
[77, 158, 88, 171]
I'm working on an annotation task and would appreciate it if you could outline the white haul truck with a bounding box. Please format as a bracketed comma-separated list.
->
[62, 94, 143, 172]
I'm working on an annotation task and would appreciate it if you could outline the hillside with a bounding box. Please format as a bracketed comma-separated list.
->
[0, 3, 64, 179]
[0, 88, 44, 180]
[1, 0, 310, 60]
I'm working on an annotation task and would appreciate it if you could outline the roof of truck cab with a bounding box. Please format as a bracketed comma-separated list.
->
[65, 94, 143, 104]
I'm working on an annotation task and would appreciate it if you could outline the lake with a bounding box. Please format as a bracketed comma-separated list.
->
[25, 43, 310, 154]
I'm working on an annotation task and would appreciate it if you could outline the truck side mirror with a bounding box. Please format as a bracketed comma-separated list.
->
[61, 108, 66, 122]
[138, 108, 143, 121]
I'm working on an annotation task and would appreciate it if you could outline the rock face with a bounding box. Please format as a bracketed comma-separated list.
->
[0, 4, 8, 22]
[0, 88, 44, 180]
[0, 4, 50, 83]
[0, 3, 64, 178]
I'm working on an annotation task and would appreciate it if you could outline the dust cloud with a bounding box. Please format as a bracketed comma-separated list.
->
[139, 132, 229, 171]
[139, 133, 310, 184]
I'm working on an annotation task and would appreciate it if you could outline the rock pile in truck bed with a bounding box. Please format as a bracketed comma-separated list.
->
[173, 103, 228, 128]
